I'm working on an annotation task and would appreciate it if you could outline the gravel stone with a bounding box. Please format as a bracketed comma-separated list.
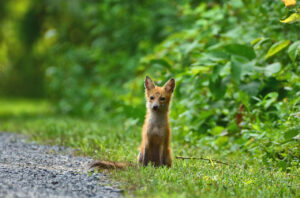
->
[0, 132, 122, 198]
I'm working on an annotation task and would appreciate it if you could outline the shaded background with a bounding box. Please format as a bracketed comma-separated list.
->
[0, 0, 299, 169]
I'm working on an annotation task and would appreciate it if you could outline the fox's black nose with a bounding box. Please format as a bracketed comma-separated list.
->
[152, 105, 158, 110]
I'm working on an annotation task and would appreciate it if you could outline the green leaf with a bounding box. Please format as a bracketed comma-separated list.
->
[210, 126, 225, 136]
[230, 56, 248, 84]
[252, 38, 271, 49]
[224, 44, 256, 60]
[197, 110, 215, 120]
[150, 58, 172, 69]
[284, 128, 299, 140]
[264, 62, 281, 77]
[241, 60, 255, 76]
[182, 40, 201, 55]
[239, 81, 261, 96]
[251, 37, 264, 46]
[280, 13, 300, 24]
[288, 41, 300, 62]
[205, 50, 230, 62]
[265, 40, 290, 59]
[190, 66, 210, 75]
[209, 76, 227, 99]
[214, 136, 229, 147]
[263, 92, 278, 109]
[211, 64, 225, 81]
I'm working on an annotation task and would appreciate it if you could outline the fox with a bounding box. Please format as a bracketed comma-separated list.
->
[138, 76, 175, 167]
[90, 76, 175, 169]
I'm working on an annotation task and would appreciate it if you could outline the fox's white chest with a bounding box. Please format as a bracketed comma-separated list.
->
[147, 125, 165, 137]
[147, 113, 167, 137]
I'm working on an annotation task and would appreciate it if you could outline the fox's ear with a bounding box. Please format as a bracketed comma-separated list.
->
[145, 76, 155, 90]
[164, 78, 175, 93]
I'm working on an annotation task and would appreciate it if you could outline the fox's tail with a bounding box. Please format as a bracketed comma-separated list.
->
[89, 160, 135, 170]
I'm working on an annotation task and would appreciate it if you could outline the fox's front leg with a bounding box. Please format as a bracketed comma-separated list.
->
[138, 146, 149, 166]
[161, 147, 172, 167]
[142, 147, 149, 166]
[138, 150, 143, 164]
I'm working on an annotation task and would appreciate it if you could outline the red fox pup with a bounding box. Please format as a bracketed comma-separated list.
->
[89, 76, 175, 169]
[138, 76, 175, 167]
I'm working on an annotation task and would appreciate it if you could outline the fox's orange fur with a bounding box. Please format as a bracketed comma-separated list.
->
[138, 76, 175, 167]
[89, 76, 175, 169]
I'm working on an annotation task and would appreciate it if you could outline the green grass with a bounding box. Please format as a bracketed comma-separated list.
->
[0, 98, 299, 198]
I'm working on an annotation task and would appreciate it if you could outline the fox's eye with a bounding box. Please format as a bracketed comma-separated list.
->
[160, 97, 165, 101]
[150, 96, 154, 100]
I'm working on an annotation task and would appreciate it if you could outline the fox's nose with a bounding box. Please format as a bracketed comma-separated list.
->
[152, 105, 158, 110]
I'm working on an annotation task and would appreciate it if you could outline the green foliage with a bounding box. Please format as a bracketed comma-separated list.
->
[0, 0, 188, 100]
[265, 40, 291, 59]
[0, 0, 46, 97]
[288, 40, 300, 62]
[280, 0, 300, 23]
[0, 0, 299, 173]
[122, 1, 300, 169]
[281, 12, 300, 23]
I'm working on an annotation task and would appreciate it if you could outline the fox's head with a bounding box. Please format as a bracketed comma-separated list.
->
[144, 76, 175, 112]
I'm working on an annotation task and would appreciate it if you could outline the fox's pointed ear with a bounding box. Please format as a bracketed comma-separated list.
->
[145, 76, 155, 90]
[164, 78, 175, 93]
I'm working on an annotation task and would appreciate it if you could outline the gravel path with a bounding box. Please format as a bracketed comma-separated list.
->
[0, 132, 122, 198]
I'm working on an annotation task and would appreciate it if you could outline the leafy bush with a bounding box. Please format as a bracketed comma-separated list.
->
[0, 0, 299, 169]
[43, 0, 190, 114]
[122, 1, 300, 169]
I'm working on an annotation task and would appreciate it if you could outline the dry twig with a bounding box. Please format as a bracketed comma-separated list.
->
[175, 156, 237, 167]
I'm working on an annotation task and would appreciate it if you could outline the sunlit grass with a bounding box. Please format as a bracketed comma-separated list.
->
[0, 98, 51, 116]
[0, 98, 299, 198]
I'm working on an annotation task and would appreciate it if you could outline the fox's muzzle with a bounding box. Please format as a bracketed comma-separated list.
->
[152, 105, 159, 110]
